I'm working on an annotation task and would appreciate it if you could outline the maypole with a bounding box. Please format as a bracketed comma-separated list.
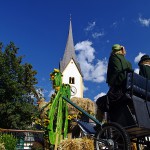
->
[47, 69, 71, 148]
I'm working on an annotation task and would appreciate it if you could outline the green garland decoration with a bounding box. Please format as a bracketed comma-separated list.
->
[47, 69, 71, 145]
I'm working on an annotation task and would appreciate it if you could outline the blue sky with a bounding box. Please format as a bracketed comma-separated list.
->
[0, 0, 150, 101]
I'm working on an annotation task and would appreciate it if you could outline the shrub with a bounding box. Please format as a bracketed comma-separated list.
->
[0, 134, 17, 150]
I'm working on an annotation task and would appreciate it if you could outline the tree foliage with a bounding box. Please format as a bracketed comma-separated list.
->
[0, 42, 38, 129]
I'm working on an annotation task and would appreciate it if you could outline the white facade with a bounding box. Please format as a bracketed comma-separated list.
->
[62, 59, 83, 98]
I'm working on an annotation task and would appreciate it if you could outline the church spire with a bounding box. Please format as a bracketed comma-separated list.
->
[63, 17, 76, 62]
[60, 18, 82, 75]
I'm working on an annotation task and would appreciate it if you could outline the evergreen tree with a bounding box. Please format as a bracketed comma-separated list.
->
[0, 42, 38, 129]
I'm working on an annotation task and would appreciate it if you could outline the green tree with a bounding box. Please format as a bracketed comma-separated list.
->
[0, 42, 39, 129]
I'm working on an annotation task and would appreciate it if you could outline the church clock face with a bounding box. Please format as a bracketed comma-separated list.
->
[70, 85, 77, 96]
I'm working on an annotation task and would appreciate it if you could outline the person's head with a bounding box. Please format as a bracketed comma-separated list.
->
[138, 54, 150, 66]
[112, 44, 126, 55]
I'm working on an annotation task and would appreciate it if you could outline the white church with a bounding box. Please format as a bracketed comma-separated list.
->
[59, 19, 83, 98]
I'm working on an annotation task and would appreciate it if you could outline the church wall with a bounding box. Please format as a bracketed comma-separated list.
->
[62, 59, 83, 98]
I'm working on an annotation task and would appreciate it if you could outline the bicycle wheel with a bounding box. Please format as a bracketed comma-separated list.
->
[95, 122, 131, 150]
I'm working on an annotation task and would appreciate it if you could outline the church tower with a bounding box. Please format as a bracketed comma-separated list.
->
[59, 19, 83, 98]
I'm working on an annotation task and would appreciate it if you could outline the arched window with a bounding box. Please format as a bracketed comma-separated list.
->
[69, 77, 75, 84]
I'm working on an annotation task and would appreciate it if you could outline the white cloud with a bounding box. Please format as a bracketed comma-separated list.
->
[85, 22, 96, 31]
[30, 88, 48, 100]
[134, 52, 145, 63]
[75, 40, 95, 62]
[94, 92, 106, 102]
[48, 89, 55, 97]
[134, 68, 139, 74]
[75, 40, 107, 83]
[36, 88, 48, 98]
[91, 59, 107, 82]
[92, 32, 104, 39]
[84, 21, 105, 39]
[139, 16, 150, 27]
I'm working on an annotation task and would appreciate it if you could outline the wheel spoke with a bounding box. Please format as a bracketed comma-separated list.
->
[95, 123, 130, 150]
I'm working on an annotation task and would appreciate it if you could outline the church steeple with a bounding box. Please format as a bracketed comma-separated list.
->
[59, 19, 82, 76]
[59, 18, 83, 98]
[62, 18, 76, 63]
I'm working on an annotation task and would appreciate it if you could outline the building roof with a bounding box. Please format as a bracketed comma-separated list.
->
[59, 19, 82, 76]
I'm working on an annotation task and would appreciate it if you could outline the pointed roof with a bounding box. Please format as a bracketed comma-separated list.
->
[59, 19, 82, 76]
